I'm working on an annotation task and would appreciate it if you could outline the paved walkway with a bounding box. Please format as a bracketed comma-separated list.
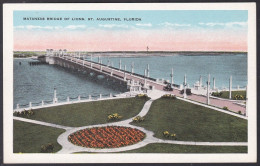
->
[13, 89, 247, 154]
[13, 116, 73, 130]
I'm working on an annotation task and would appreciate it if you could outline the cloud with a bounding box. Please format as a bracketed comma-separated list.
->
[136, 23, 152, 27]
[65, 25, 86, 29]
[14, 25, 86, 30]
[159, 22, 191, 27]
[98, 24, 129, 28]
[199, 21, 247, 27]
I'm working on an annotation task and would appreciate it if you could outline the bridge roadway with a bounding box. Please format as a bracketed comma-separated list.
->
[53, 55, 246, 114]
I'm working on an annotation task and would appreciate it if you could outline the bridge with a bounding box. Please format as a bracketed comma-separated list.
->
[38, 49, 247, 115]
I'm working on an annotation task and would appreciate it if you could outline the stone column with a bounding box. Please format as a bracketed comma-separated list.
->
[119, 59, 122, 70]
[53, 88, 58, 103]
[78, 95, 81, 101]
[89, 95, 92, 100]
[144, 69, 147, 87]
[67, 97, 70, 102]
[110, 93, 112, 98]
[183, 74, 187, 99]
[229, 76, 232, 99]
[99, 94, 102, 99]
[207, 74, 210, 105]
[237, 85, 240, 90]
[16, 104, 19, 109]
[199, 75, 202, 87]
[41, 101, 44, 106]
[111, 69, 113, 76]
[147, 64, 150, 77]
[29, 102, 32, 108]
[131, 62, 134, 74]
[124, 65, 127, 81]
[98, 56, 101, 63]
[100, 65, 103, 71]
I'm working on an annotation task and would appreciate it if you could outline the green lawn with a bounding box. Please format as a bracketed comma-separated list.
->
[213, 90, 246, 100]
[19, 97, 148, 127]
[13, 120, 65, 153]
[131, 98, 247, 142]
[123, 143, 247, 153]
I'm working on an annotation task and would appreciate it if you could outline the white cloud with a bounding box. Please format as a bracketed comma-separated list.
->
[65, 25, 86, 29]
[199, 21, 247, 27]
[136, 23, 152, 27]
[14, 25, 87, 30]
[159, 22, 191, 27]
[98, 24, 129, 28]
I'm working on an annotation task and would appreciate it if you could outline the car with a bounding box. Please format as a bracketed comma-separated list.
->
[163, 84, 173, 91]
[180, 88, 192, 95]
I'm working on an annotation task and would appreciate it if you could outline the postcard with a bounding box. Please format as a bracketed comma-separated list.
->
[3, 3, 256, 163]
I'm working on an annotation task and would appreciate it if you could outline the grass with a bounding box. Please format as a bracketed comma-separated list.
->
[123, 143, 247, 153]
[213, 90, 246, 100]
[131, 98, 247, 142]
[20, 97, 148, 127]
[13, 120, 65, 153]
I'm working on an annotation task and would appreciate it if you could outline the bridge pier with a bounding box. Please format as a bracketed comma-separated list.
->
[147, 64, 150, 77]
[119, 59, 122, 70]
[131, 62, 134, 74]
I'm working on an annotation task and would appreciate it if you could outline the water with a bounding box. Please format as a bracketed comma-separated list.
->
[91, 53, 247, 88]
[14, 53, 247, 108]
[14, 59, 126, 108]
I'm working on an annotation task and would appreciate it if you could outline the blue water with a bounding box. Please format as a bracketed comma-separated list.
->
[91, 53, 247, 88]
[14, 59, 126, 108]
[14, 53, 247, 108]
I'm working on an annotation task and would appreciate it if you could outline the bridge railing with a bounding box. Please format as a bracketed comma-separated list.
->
[13, 92, 133, 112]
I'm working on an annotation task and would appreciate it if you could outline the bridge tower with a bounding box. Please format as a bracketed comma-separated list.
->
[183, 74, 187, 99]
[131, 62, 134, 74]
[229, 76, 232, 99]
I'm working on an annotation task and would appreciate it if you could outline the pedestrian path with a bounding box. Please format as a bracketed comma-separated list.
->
[13, 116, 73, 130]
[13, 90, 248, 154]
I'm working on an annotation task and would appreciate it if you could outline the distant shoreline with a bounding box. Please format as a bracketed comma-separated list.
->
[13, 51, 247, 58]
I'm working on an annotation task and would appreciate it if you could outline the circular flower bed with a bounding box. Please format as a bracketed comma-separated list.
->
[68, 126, 146, 148]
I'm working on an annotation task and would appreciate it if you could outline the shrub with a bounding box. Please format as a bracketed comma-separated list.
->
[163, 131, 170, 137]
[41, 143, 54, 153]
[135, 94, 149, 99]
[161, 94, 176, 99]
[132, 116, 145, 122]
[212, 92, 223, 97]
[223, 106, 229, 111]
[13, 109, 34, 118]
[238, 111, 242, 114]
[233, 94, 244, 100]
[107, 113, 123, 121]
[163, 131, 177, 140]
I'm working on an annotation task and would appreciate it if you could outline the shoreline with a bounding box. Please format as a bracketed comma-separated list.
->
[13, 51, 247, 59]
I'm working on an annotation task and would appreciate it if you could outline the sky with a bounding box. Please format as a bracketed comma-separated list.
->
[13, 10, 248, 51]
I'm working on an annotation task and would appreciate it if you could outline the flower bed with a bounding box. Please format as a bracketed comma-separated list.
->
[68, 126, 146, 148]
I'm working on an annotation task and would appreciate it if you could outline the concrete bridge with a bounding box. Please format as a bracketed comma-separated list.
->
[38, 49, 247, 115]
